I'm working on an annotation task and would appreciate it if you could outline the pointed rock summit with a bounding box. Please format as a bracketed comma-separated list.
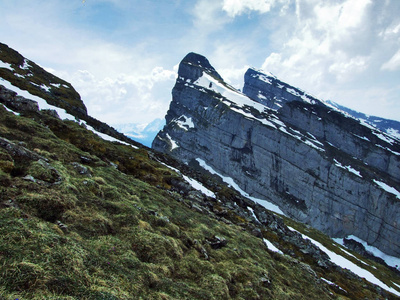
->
[177, 52, 223, 83]
[153, 53, 400, 257]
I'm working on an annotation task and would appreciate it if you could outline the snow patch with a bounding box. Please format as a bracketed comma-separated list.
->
[333, 235, 400, 269]
[257, 92, 267, 100]
[1, 104, 20, 115]
[40, 84, 51, 93]
[263, 238, 283, 254]
[182, 174, 215, 198]
[333, 159, 362, 178]
[288, 227, 400, 296]
[247, 206, 260, 223]
[175, 115, 194, 131]
[373, 180, 400, 199]
[159, 162, 215, 198]
[194, 73, 269, 117]
[320, 278, 347, 293]
[386, 128, 400, 140]
[374, 131, 395, 145]
[196, 158, 285, 216]
[0, 78, 75, 121]
[166, 133, 179, 150]
[0, 78, 136, 148]
[353, 134, 370, 141]
[0, 60, 13, 71]
[21, 58, 30, 70]
[82, 121, 138, 148]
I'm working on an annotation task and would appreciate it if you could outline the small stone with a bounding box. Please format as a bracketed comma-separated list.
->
[207, 235, 228, 249]
[22, 175, 36, 183]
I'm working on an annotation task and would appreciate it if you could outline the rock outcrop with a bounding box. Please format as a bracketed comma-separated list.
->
[153, 52, 400, 257]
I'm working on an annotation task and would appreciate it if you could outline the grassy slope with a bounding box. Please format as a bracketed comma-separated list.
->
[0, 106, 338, 299]
[0, 94, 398, 299]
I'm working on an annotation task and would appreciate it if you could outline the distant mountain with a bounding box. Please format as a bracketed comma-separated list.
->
[326, 100, 400, 140]
[153, 53, 400, 259]
[113, 118, 165, 147]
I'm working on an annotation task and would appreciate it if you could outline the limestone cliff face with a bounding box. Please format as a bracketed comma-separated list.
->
[152, 53, 400, 256]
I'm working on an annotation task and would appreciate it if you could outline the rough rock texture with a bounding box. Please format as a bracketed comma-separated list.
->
[153, 53, 400, 257]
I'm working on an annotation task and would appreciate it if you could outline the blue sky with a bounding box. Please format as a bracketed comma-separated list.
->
[1, 0, 400, 126]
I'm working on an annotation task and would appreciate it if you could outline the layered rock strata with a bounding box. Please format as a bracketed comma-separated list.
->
[153, 53, 400, 256]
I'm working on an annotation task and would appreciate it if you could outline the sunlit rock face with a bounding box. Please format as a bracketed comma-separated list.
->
[153, 52, 400, 257]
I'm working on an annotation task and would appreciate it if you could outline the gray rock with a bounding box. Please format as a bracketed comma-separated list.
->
[0, 136, 44, 161]
[22, 174, 36, 183]
[0, 84, 39, 112]
[152, 53, 400, 257]
[71, 162, 91, 176]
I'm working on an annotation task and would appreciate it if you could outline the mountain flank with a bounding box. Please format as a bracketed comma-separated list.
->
[1, 44, 400, 299]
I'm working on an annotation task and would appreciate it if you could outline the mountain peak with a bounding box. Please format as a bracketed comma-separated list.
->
[177, 52, 223, 83]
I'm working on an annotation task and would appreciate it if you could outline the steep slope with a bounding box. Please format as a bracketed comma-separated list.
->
[1, 76, 399, 300]
[153, 53, 400, 259]
[1, 44, 400, 299]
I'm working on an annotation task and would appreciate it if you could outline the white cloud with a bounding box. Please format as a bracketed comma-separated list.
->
[63, 66, 176, 124]
[0, 0, 179, 125]
[381, 50, 400, 71]
[260, 0, 397, 94]
[329, 55, 369, 82]
[222, 0, 276, 17]
[192, 0, 228, 34]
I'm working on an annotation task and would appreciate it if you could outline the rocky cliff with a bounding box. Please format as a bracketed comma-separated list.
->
[153, 53, 400, 257]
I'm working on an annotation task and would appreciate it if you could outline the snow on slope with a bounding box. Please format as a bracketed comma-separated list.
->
[289, 227, 400, 296]
[196, 158, 285, 216]
[0, 78, 76, 121]
[373, 180, 400, 199]
[197, 152, 400, 295]
[0, 61, 13, 71]
[160, 162, 215, 198]
[189, 73, 326, 152]
[333, 235, 400, 269]
[0, 78, 135, 147]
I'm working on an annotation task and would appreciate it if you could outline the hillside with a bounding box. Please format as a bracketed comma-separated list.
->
[1, 43, 400, 299]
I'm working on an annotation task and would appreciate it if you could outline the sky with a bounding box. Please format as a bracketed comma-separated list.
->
[1, 0, 400, 126]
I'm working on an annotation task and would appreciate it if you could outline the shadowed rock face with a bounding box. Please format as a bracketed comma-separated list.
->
[153, 52, 400, 257]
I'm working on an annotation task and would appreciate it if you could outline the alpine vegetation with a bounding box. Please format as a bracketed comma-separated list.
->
[1, 43, 400, 299]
